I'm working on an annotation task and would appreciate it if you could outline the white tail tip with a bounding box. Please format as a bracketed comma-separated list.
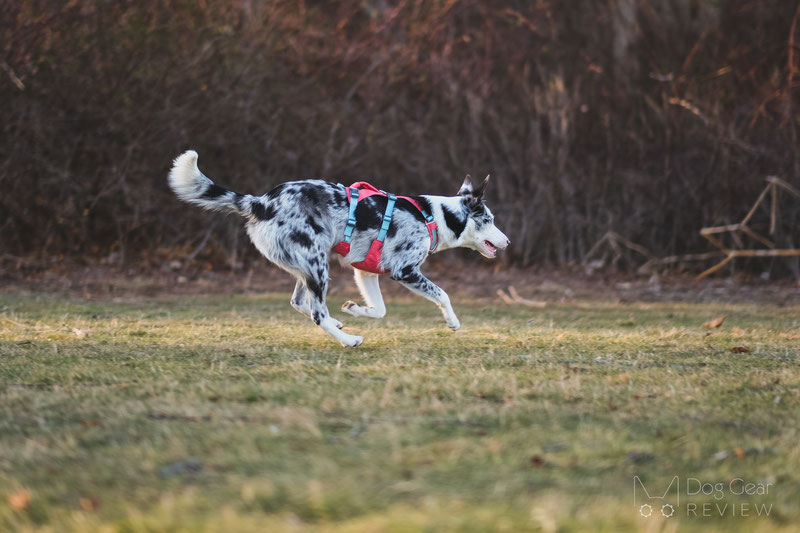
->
[168, 150, 206, 199]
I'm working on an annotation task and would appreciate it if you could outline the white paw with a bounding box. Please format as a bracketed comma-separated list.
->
[341, 300, 360, 316]
[339, 334, 363, 347]
[447, 318, 461, 331]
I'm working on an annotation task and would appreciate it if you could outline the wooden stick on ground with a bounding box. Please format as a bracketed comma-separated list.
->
[497, 287, 547, 307]
[696, 176, 800, 279]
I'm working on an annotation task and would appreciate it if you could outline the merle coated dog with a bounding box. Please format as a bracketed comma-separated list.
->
[168, 151, 509, 346]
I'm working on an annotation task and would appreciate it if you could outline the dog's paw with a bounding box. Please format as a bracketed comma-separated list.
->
[339, 333, 363, 347]
[447, 318, 461, 331]
[341, 300, 358, 316]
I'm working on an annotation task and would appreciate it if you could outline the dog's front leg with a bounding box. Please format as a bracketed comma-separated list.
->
[342, 270, 386, 319]
[391, 266, 460, 330]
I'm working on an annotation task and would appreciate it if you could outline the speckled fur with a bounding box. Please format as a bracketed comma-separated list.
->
[168, 151, 509, 347]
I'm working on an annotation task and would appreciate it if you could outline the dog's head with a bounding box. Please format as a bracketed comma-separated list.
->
[457, 175, 510, 259]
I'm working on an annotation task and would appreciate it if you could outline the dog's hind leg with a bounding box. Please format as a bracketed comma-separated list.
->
[290, 280, 309, 316]
[391, 265, 460, 331]
[342, 270, 386, 319]
[292, 280, 342, 328]
[303, 266, 362, 347]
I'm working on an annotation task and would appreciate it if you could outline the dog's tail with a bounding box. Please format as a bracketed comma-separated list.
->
[168, 150, 261, 218]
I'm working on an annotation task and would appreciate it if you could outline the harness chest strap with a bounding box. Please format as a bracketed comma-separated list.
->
[403, 196, 439, 252]
[331, 182, 438, 274]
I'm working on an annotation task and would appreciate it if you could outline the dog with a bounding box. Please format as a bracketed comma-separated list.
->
[168, 151, 509, 346]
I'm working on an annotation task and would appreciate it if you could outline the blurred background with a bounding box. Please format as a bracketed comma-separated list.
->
[2, 0, 799, 276]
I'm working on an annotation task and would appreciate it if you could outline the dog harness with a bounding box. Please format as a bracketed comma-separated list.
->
[331, 182, 438, 274]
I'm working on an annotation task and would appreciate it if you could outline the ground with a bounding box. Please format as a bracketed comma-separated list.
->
[1, 269, 799, 532]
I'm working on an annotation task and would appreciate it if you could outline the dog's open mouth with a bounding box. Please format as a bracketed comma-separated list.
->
[482, 240, 498, 258]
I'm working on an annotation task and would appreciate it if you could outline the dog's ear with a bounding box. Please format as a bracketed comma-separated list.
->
[457, 174, 473, 196]
[471, 174, 490, 200]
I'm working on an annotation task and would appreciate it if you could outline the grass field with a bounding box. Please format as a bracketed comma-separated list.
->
[1, 286, 799, 532]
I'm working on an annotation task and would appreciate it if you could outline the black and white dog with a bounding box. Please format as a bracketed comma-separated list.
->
[168, 151, 509, 346]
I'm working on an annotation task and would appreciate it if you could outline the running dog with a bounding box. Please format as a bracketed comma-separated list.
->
[168, 151, 509, 346]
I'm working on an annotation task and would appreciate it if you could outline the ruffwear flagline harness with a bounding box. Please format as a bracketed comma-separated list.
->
[332, 182, 438, 274]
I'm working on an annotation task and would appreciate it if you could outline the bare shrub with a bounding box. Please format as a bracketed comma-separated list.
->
[1, 0, 798, 272]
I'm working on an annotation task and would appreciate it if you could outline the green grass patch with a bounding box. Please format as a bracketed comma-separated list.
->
[1, 291, 799, 532]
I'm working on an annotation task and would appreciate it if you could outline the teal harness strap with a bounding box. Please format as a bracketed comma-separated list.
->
[342, 186, 359, 243]
[422, 210, 437, 251]
[376, 194, 396, 242]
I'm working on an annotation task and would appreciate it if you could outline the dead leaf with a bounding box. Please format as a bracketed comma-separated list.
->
[79, 497, 100, 511]
[734, 447, 746, 459]
[530, 455, 544, 467]
[731, 327, 746, 337]
[613, 372, 631, 385]
[8, 489, 31, 510]
[730, 346, 750, 354]
[487, 438, 501, 454]
[703, 315, 726, 328]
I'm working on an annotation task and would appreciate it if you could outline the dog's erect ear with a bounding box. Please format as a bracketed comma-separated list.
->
[457, 174, 473, 196]
[472, 174, 490, 200]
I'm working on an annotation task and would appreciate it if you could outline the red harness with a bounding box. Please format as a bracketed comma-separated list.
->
[332, 182, 438, 274]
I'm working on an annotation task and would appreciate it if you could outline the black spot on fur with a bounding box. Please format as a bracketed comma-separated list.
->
[466, 197, 488, 217]
[312, 310, 322, 325]
[332, 187, 348, 208]
[392, 265, 422, 284]
[306, 216, 324, 234]
[411, 196, 433, 215]
[393, 240, 416, 255]
[306, 277, 324, 301]
[289, 231, 313, 248]
[386, 220, 397, 238]
[250, 201, 275, 221]
[355, 197, 385, 231]
[467, 201, 492, 228]
[442, 204, 467, 238]
[298, 185, 331, 212]
[302, 187, 320, 204]
[201, 184, 228, 199]
[396, 198, 427, 223]
[266, 183, 287, 199]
